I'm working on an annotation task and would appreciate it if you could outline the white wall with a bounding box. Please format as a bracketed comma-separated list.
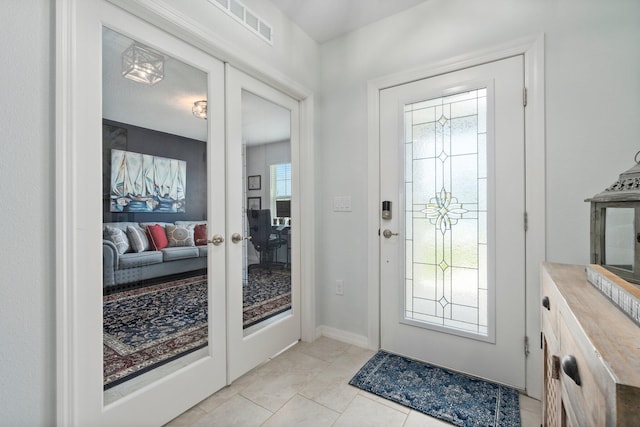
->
[0, 0, 55, 425]
[316, 0, 640, 345]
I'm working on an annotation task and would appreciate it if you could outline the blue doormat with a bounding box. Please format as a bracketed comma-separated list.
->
[349, 351, 520, 427]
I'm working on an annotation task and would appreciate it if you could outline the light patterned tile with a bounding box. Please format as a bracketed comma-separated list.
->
[163, 405, 206, 427]
[191, 394, 272, 427]
[293, 336, 351, 362]
[333, 395, 407, 427]
[262, 394, 339, 427]
[241, 368, 321, 412]
[256, 346, 329, 377]
[403, 410, 452, 427]
[357, 389, 411, 414]
[299, 363, 359, 412]
[519, 394, 541, 413]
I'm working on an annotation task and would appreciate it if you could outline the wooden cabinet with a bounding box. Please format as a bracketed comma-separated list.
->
[541, 263, 640, 426]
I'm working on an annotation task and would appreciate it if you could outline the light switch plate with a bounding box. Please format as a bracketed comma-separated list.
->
[333, 196, 352, 212]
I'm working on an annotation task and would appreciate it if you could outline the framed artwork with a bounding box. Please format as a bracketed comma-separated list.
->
[247, 197, 261, 210]
[110, 149, 187, 213]
[248, 175, 261, 190]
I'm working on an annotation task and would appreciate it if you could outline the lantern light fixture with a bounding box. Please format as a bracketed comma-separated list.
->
[121, 42, 164, 85]
[192, 100, 207, 119]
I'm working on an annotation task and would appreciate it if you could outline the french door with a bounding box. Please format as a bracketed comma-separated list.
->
[226, 66, 301, 382]
[379, 56, 526, 388]
[60, 1, 300, 425]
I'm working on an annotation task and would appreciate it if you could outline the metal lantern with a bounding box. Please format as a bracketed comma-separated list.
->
[586, 152, 640, 284]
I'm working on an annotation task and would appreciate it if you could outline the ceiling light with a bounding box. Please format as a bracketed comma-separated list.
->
[192, 100, 207, 119]
[121, 42, 164, 85]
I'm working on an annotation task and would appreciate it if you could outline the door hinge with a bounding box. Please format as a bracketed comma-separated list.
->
[524, 212, 528, 232]
[540, 331, 544, 350]
[523, 87, 528, 107]
[524, 336, 530, 357]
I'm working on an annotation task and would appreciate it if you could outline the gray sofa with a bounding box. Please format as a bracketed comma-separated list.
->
[102, 221, 207, 289]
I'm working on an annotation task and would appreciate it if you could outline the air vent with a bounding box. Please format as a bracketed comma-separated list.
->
[208, 0, 273, 45]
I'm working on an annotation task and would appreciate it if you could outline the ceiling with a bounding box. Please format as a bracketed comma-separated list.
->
[103, 2, 428, 142]
[270, 0, 428, 43]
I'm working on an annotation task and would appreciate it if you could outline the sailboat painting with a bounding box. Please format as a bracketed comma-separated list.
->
[110, 149, 186, 213]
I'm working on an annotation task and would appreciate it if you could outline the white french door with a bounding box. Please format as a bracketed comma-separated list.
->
[61, 1, 305, 424]
[379, 56, 526, 388]
[226, 66, 301, 382]
[61, 1, 227, 425]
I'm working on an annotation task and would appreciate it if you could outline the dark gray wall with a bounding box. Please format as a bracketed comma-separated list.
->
[103, 119, 207, 223]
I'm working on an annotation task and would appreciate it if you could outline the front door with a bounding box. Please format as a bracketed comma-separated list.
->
[379, 56, 526, 388]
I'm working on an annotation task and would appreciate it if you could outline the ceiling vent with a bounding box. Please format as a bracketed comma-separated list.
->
[208, 0, 273, 45]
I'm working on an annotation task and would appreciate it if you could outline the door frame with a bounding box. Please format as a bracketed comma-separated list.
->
[366, 35, 545, 399]
[56, 0, 316, 425]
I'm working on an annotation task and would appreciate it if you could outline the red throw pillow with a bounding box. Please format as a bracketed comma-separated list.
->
[147, 224, 169, 250]
[194, 223, 207, 246]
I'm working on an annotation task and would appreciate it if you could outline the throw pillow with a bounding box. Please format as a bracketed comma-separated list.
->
[147, 224, 169, 250]
[105, 226, 130, 255]
[194, 223, 207, 246]
[127, 225, 150, 253]
[166, 224, 195, 247]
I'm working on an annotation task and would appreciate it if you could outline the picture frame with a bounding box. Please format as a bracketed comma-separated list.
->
[247, 197, 261, 210]
[248, 175, 261, 190]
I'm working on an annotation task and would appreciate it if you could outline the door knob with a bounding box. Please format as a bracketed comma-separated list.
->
[207, 234, 225, 246]
[231, 233, 251, 244]
[382, 229, 399, 238]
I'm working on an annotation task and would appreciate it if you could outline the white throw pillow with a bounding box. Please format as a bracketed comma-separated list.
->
[105, 226, 130, 255]
[127, 225, 150, 253]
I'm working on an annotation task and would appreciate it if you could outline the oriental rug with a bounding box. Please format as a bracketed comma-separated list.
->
[349, 351, 520, 427]
[243, 268, 291, 329]
[103, 275, 208, 389]
[103, 270, 291, 388]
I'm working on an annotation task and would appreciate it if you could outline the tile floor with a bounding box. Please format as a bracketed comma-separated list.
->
[165, 336, 542, 427]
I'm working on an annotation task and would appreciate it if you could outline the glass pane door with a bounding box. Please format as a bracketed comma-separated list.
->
[64, 3, 226, 424]
[242, 90, 292, 335]
[101, 26, 214, 402]
[226, 66, 300, 382]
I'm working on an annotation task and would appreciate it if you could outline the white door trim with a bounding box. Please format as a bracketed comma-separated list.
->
[367, 35, 545, 399]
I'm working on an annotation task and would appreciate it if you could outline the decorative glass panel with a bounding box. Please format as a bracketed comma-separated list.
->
[404, 89, 488, 336]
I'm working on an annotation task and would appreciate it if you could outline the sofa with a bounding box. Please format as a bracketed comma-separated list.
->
[102, 220, 208, 289]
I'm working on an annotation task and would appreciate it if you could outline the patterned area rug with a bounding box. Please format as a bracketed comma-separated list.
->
[103, 270, 291, 388]
[243, 269, 291, 328]
[103, 276, 208, 389]
[349, 351, 521, 427]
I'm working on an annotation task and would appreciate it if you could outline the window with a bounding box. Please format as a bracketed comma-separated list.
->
[270, 163, 291, 217]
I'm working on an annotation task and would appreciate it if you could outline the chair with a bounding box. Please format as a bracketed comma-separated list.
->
[247, 209, 286, 272]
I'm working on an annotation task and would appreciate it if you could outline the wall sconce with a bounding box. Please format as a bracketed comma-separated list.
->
[121, 42, 164, 85]
[192, 100, 207, 119]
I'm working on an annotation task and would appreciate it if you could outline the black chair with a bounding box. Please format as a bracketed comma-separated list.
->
[247, 209, 286, 272]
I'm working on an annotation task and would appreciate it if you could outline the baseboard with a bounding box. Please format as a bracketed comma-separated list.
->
[315, 325, 370, 349]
